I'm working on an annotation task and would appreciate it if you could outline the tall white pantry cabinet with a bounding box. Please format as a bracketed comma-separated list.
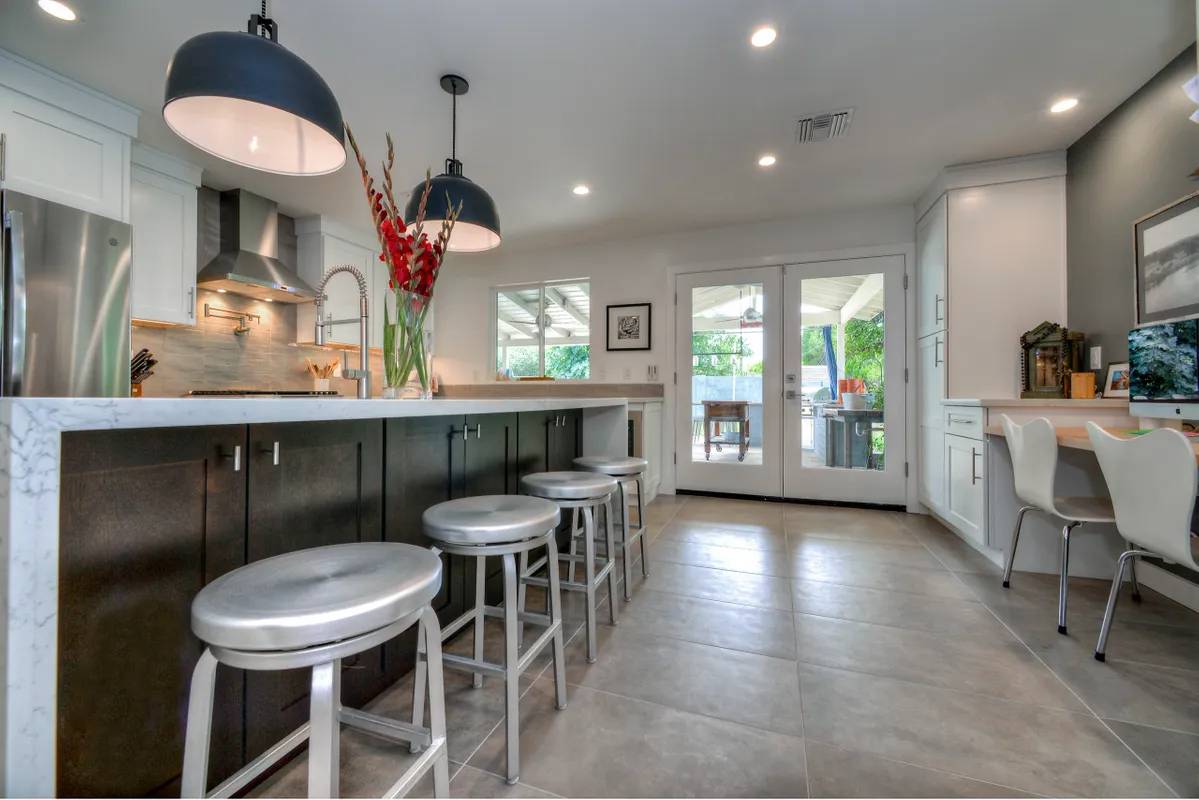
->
[915, 154, 1068, 550]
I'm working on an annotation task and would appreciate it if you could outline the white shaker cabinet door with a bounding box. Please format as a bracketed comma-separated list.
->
[917, 332, 946, 427]
[0, 86, 129, 221]
[915, 194, 947, 340]
[130, 165, 197, 326]
[919, 424, 945, 513]
[945, 433, 986, 546]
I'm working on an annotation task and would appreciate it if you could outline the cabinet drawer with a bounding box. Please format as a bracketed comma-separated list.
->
[943, 406, 984, 440]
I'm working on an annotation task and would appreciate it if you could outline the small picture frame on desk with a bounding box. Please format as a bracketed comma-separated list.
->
[1104, 362, 1130, 398]
[606, 303, 652, 351]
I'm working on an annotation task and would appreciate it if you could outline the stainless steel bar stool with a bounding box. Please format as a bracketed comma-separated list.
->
[519, 471, 620, 663]
[413, 494, 568, 785]
[574, 455, 650, 601]
[181, 543, 448, 799]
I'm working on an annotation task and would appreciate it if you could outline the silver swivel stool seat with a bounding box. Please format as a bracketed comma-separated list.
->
[574, 455, 650, 601]
[414, 494, 569, 785]
[181, 542, 449, 799]
[519, 471, 620, 663]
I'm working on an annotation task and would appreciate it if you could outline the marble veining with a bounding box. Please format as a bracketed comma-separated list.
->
[0, 395, 628, 796]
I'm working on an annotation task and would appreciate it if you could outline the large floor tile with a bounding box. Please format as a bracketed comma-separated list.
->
[641, 559, 794, 611]
[469, 678, 808, 797]
[787, 535, 943, 570]
[616, 588, 798, 659]
[651, 536, 793, 576]
[791, 578, 1006, 640]
[790, 554, 976, 600]
[793, 613, 1087, 712]
[783, 507, 915, 544]
[564, 625, 803, 737]
[804, 741, 1035, 798]
[1106, 721, 1199, 798]
[660, 519, 789, 551]
[799, 663, 1171, 797]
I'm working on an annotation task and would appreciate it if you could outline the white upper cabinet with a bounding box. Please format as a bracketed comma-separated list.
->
[130, 145, 201, 326]
[0, 49, 138, 222]
[297, 217, 384, 348]
[915, 194, 947, 340]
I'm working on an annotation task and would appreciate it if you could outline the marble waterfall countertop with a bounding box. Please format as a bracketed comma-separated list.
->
[0, 395, 631, 795]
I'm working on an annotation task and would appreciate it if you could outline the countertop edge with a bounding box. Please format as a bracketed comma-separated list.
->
[942, 397, 1130, 408]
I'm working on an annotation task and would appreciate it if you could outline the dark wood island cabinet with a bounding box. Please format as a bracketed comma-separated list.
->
[56, 408, 583, 796]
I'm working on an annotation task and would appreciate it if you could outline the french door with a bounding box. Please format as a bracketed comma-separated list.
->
[781, 256, 907, 504]
[675, 256, 907, 505]
[674, 267, 783, 495]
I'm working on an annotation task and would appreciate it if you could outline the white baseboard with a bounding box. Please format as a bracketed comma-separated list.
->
[1136, 561, 1199, 613]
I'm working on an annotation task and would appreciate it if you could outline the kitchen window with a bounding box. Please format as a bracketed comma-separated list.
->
[494, 280, 591, 379]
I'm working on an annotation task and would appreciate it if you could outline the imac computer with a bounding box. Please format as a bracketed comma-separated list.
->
[1128, 318, 1199, 421]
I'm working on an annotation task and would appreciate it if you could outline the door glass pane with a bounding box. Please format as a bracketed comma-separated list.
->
[690, 283, 764, 465]
[543, 281, 591, 379]
[799, 273, 885, 471]
[496, 288, 543, 378]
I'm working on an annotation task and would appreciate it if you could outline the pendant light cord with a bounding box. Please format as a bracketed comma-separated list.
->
[451, 87, 457, 163]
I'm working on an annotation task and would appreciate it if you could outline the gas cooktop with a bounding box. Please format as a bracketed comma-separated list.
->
[186, 389, 341, 398]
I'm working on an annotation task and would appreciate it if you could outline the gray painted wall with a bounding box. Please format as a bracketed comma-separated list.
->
[1067, 44, 1199, 366]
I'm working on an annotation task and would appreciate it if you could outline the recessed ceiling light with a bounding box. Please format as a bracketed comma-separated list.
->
[750, 26, 777, 48]
[37, 0, 76, 21]
[758, 153, 777, 167]
[216, 288, 227, 293]
[572, 184, 591, 196]
[1050, 97, 1079, 113]
[263, 298, 274, 303]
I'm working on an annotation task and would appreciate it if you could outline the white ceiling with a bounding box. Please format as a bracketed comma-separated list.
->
[0, 0, 1193, 252]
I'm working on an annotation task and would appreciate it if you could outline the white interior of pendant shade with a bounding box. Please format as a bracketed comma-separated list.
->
[163, 95, 345, 176]
[408, 220, 501, 252]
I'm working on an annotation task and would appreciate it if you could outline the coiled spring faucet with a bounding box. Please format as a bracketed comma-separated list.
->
[314, 265, 370, 399]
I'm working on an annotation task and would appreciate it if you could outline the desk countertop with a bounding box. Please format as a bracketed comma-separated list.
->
[986, 423, 1199, 461]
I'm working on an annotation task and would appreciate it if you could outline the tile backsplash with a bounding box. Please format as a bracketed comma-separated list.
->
[132, 289, 384, 397]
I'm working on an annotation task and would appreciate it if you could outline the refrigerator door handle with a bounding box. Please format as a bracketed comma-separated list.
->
[6, 209, 26, 396]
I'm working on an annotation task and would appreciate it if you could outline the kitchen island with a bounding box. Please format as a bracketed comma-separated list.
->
[0, 396, 631, 797]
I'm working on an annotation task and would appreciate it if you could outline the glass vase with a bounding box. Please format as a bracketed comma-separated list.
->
[384, 291, 434, 399]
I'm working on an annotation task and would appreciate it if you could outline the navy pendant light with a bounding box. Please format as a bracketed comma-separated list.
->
[405, 74, 501, 252]
[163, 1, 345, 176]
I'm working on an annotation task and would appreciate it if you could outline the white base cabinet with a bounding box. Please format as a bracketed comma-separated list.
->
[129, 145, 201, 326]
[0, 49, 138, 222]
[944, 432, 985, 546]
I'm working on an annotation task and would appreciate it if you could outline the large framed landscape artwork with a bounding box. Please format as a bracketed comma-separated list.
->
[1135, 190, 1199, 324]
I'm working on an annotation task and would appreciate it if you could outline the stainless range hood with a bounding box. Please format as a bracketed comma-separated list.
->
[196, 189, 317, 303]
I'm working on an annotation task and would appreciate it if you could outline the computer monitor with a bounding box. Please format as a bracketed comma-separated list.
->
[1128, 318, 1199, 420]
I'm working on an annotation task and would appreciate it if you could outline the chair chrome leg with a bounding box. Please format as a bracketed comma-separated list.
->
[545, 536, 568, 710]
[419, 607, 451, 798]
[636, 476, 648, 578]
[604, 494, 619, 625]
[567, 507, 580, 584]
[1095, 549, 1153, 662]
[516, 549, 529, 643]
[473, 554, 486, 688]
[618, 480, 633, 601]
[1003, 505, 1032, 588]
[583, 504, 599, 663]
[409, 615, 427, 754]
[181, 647, 219, 799]
[501, 553, 521, 785]
[307, 659, 341, 799]
[1057, 521, 1079, 635]
[1126, 542, 1142, 602]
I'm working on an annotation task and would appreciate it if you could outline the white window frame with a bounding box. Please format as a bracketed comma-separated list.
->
[491, 278, 591, 380]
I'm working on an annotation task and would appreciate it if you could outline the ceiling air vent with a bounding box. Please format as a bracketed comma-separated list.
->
[795, 108, 854, 143]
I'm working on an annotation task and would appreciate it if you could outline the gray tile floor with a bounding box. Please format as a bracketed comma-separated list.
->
[255, 495, 1199, 798]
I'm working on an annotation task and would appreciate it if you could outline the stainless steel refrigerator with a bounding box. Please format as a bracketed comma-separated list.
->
[1, 190, 131, 397]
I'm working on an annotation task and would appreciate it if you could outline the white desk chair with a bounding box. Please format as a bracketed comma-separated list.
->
[1000, 415, 1118, 634]
[1087, 423, 1199, 662]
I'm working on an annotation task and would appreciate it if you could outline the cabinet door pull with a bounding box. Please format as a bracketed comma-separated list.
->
[970, 447, 980, 485]
[475, 422, 482, 439]
[934, 337, 943, 367]
[187, 286, 195, 319]
[260, 441, 280, 466]
[935, 294, 944, 325]
[1, 132, 6, 182]
[219, 444, 241, 472]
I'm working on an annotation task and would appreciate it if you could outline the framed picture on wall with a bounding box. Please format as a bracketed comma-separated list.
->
[1135, 190, 1199, 324]
[606, 303, 652, 351]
